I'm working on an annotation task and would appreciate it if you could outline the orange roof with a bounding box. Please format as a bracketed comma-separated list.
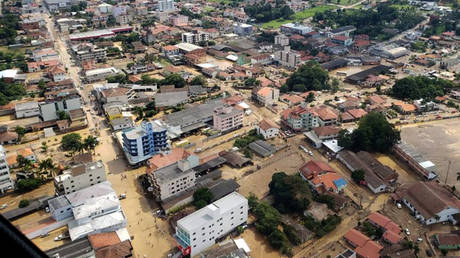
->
[6, 154, 18, 166]
[163, 45, 178, 51]
[383, 230, 402, 244]
[368, 95, 385, 105]
[88, 232, 121, 250]
[300, 160, 335, 179]
[344, 229, 369, 247]
[355, 240, 383, 258]
[312, 126, 340, 137]
[257, 87, 274, 97]
[367, 212, 401, 233]
[347, 109, 367, 119]
[258, 119, 279, 131]
[394, 101, 416, 112]
[146, 148, 190, 173]
[17, 148, 34, 157]
[313, 106, 338, 121]
[281, 94, 304, 105]
[311, 172, 343, 192]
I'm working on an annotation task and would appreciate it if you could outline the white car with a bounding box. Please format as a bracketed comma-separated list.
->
[0, 204, 7, 210]
[396, 203, 402, 209]
[417, 237, 423, 242]
[405, 228, 410, 235]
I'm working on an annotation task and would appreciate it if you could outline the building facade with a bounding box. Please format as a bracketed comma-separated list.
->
[39, 96, 81, 121]
[175, 192, 248, 257]
[122, 121, 168, 165]
[0, 145, 13, 193]
[213, 106, 243, 132]
[274, 46, 302, 68]
[54, 160, 106, 195]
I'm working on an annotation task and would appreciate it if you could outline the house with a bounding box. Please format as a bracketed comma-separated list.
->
[48, 65, 67, 82]
[145, 148, 191, 174]
[367, 212, 402, 244]
[346, 109, 368, 122]
[252, 87, 279, 107]
[300, 160, 346, 194]
[219, 151, 253, 168]
[344, 229, 382, 258]
[394, 181, 460, 225]
[331, 35, 353, 46]
[100, 88, 130, 104]
[251, 54, 271, 65]
[0, 131, 19, 145]
[111, 117, 134, 131]
[393, 101, 416, 114]
[280, 94, 304, 107]
[434, 233, 460, 250]
[256, 119, 279, 139]
[299, 160, 335, 180]
[304, 126, 341, 148]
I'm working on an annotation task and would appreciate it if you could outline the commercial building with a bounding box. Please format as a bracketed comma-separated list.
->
[274, 34, 289, 46]
[233, 23, 253, 36]
[175, 192, 248, 256]
[392, 141, 438, 180]
[54, 161, 106, 195]
[304, 126, 341, 148]
[327, 25, 356, 38]
[394, 181, 460, 225]
[39, 94, 82, 121]
[15, 101, 40, 118]
[274, 46, 302, 68]
[149, 155, 199, 201]
[281, 23, 312, 35]
[0, 145, 13, 193]
[154, 91, 188, 108]
[85, 67, 121, 83]
[213, 106, 243, 132]
[248, 140, 276, 157]
[69, 26, 133, 41]
[47, 181, 127, 241]
[71, 43, 107, 63]
[369, 44, 409, 59]
[121, 121, 169, 165]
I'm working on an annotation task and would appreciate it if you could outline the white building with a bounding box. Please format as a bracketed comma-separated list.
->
[0, 145, 13, 193]
[15, 102, 40, 118]
[274, 46, 302, 68]
[85, 67, 121, 83]
[39, 95, 81, 121]
[54, 160, 106, 195]
[256, 119, 280, 139]
[281, 23, 312, 35]
[158, 0, 175, 12]
[274, 34, 289, 46]
[71, 43, 107, 63]
[181, 32, 209, 44]
[47, 181, 127, 240]
[233, 23, 253, 36]
[175, 192, 248, 257]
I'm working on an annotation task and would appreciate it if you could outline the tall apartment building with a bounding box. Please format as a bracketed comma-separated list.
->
[181, 32, 209, 44]
[274, 34, 289, 46]
[122, 121, 168, 166]
[233, 23, 253, 36]
[274, 46, 301, 68]
[149, 155, 199, 201]
[281, 105, 338, 131]
[175, 192, 248, 257]
[54, 160, 106, 195]
[213, 106, 243, 132]
[71, 43, 107, 63]
[158, 0, 174, 12]
[252, 87, 280, 107]
[0, 145, 13, 193]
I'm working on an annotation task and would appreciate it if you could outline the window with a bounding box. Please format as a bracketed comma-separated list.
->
[193, 232, 196, 235]
[231, 217, 234, 220]
[240, 211, 243, 214]
[90, 179, 93, 181]
[89, 174, 92, 177]
[202, 233, 205, 236]
[193, 238, 196, 241]
[231, 211, 234, 214]
[60, 210, 63, 213]
[220, 223, 223, 226]
[193, 245, 196, 248]
[70, 181, 74, 183]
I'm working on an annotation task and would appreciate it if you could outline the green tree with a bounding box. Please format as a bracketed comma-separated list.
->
[40, 141, 48, 153]
[190, 76, 207, 86]
[18, 199, 30, 208]
[351, 169, 365, 184]
[16, 155, 32, 169]
[268, 172, 311, 214]
[60, 133, 82, 152]
[14, 126, 26, 140]
[56, 110, 70, 120]
[390, 76, 455, 101]
[83, 135, 99, 153]
[193, 188, 213, 209]
[161, 73, 186, 88]
[285, 61, 330, 92]
[338, 112, 400, 153]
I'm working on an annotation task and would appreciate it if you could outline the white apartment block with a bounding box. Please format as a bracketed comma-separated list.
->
[158, 0, 175, 12]
[71, 43, 107, 63]
[212, 106, 243, 132]
[54, 160, 106, 195]
[275, 46, 302, 68]
[181, 32, 209, 44]
[175, 192, 248, 257]
[0, 145, 13, 193]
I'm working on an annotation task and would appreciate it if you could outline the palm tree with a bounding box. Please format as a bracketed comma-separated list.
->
[38, 158, 56, 178]
[40, 142, 48, 153]
[83, 136, 99, 154]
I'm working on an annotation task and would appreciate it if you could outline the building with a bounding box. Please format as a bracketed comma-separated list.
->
[39, 94, 81, 121]
[146, 148, 191, 173]
[48, 65, 67, 82]
[434, 233, 460, 250]
[331, 35, 353, 46]
[256, 119, 279, 139]
[54, 161, 106, 195]
[69, 26, 133, 41]
[47, 181, 127, 241]
[15, 101, 40, 118]
[367, 212, 402, 244]
[213, 106, 243, 132]
[233, 23, 253, 36]
[252, 87, 279, 107]
[100, 88, 129, 105]
[44, 0, 73, 12]
[394, 181, 460, 225]
[369, 44, 409, 59]
[343, 229, 382, 258]
[299, 160, 346, 194]
[169, 15, 188, 27]
[281, 23, 312, 35]
[111, 117, 134, 131]
[121, 121, 168, 166]
[392, 141, 437, 180]
[32, 48, 59, 61]
[304, 126, 340, 148]
[282, 105, 338, 132]
[71, 43, 107, 63]
[274, 46, 302, 68]
[175, 192, 248, 257]
[158, 0, 175, 12]
[274, 34, 289, 46]
[248, 140, 276, 157]
[328, 25, 356, 38]
[154, 91, 188, 108]
[0, 145, 13, 193]
[149, 155, 199, 201]
[181, 32, 209, 44]
[85, 67, 121, 83]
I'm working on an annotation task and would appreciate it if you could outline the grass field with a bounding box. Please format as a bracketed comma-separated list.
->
[336, 0, 361, 6]
[261, 5, 336, 29]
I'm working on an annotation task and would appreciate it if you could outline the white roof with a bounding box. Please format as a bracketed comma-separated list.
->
[0, 69, 18, 79]
[226, 55, 238, 62]
[237, 102, 250, 109]
[196, 63, 217, 69]
[322, 139, 344, 153]
[174, 42, 203, 52]
[116, 227, 131, 242]
[85, 67, 119, 76]
[234, 238, 250, 253]
[419, 160, 435, 169]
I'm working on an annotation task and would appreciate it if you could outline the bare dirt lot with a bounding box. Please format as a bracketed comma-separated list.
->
[401, 119, 460, 187]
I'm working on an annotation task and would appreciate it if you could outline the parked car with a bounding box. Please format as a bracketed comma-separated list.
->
[396, 203, 402, 209]
[0, 204, 7, 210]
[119, 194, 126, 200]
[45, 206, 50, 213]
[405, 228, 410, 235]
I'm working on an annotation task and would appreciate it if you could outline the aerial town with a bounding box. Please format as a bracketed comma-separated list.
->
[0, 0, 459, 257]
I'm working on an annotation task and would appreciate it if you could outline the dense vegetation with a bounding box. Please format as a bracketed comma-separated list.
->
[233, 129, 264, 149]
[60, 133, 99, 153]
[244, 2, 294, 23]
[0, 13, 21, 45]
[338, 112, 401, 153]
[269, 172, 311, 214]
[423, 13, 460, 37]
[282, 61, 330, 93]
[0, 51, 27, 72]
[313, 3, 425, 40]
[390, 76, 455, 101]
[0, 79, 26, 106]
[302, 214, 342, 237]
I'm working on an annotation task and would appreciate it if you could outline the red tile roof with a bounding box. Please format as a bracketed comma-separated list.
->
[300, 160, 335, 179]
[344, 229, 369, 247]
[146, 148, 190, 173]
[347, 108, 368, 119]
[88, 232, 121, 250]
[258, 119, 279, 131]
[367, 212, 401, 233]
[383, 230, 402, 244]
[355, 240, 383, 258]
[312, 126, 340, 137]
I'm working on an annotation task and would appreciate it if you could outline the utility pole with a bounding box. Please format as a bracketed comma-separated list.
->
[445, 160, 452, 185]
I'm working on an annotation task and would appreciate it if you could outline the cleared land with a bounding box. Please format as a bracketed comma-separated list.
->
[261, 5, 336, 29]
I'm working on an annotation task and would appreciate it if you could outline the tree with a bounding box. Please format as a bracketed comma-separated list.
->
[331, 78, 340, 93]
[351, 169, 365, 184]
[40, 142, 48, 153]
[18, 199, 30, 208]
[162, 73, 186, 88]
[38, 158, 55, 178]
[56, 110, 70, 120]
[83, 135, 99, 153]
[338, 112, 400, 153]
[190, 76, 207, 86]
[15, 178, 43, 193]
[16, 155, 32, 169]
[14, 126, 26, 140]
[285, 61, 330, 92]
[268, 172, 311, 214]
[60, 133, 82, 152]
[193, 188, 213, 209]
[390, 76, 455, 101]
[107, 15, 116, 26]
[306, 92, 315, 103]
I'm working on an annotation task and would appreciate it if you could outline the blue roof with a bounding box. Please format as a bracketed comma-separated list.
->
[333, 178, 347, 188]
